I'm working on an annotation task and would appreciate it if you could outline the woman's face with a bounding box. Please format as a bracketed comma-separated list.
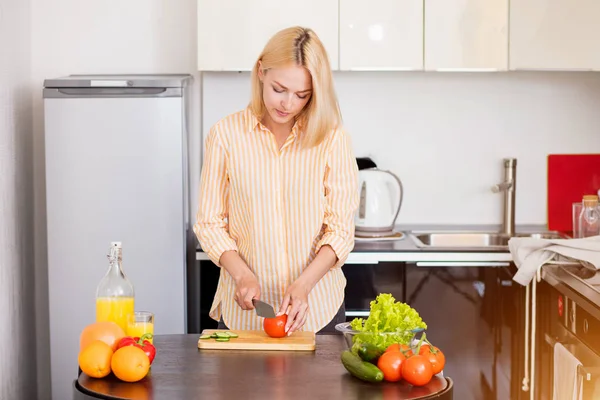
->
[259, 63, 313, 126]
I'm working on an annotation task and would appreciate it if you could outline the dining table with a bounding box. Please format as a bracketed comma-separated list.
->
[73, 333, 454, 400]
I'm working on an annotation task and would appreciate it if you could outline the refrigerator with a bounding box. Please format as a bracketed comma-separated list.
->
[43, 74, 193, 400]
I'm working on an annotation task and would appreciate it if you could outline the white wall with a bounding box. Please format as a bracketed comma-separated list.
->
[202, 71, 600, 226]
[30, 1, 200, 399]
[0, 0, 37, 400]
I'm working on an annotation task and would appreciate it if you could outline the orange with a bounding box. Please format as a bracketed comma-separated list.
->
[78, 340, 113, 378]
[111, 346, 150, 383]
[80, 321, 126, 352]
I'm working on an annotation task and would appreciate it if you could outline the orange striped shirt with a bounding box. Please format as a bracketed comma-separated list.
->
[193, 108, 359, 332]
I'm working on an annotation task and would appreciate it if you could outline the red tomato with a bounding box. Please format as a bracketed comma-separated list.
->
[263, 315, 287, 338]
[377, 350, 406, 382]
[385, 343, 413, 357]
[418, 345, 445, 375]
[402, 354, 433, 387]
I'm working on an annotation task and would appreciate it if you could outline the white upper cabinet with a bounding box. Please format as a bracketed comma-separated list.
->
[510, 0, 600, 70]
[339, 0, 423, 71]
[197, 0, 339, 71]
[424, 0, 508, 71]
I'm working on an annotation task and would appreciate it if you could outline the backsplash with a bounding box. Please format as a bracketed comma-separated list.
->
[201, 71, 600, 226]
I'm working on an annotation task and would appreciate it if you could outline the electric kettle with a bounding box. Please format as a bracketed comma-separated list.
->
[355, 168, 403, 236]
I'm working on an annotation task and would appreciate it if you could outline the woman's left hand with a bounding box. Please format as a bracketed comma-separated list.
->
[278, 280, 311, 335]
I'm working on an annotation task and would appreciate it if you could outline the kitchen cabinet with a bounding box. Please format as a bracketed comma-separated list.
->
[339, 0, 423, 71]
[405, 261, 523, 399]
[424, 0, 508, 71]
[479, 264, 528, 400]
[510, 0, 600, 70]
[197, 0, 339, 71]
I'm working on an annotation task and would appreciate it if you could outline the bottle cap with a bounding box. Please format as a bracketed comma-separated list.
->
[582, 195, 599, 205]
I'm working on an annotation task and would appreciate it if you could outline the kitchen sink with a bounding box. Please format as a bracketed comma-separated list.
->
[409, 231, 568, 250]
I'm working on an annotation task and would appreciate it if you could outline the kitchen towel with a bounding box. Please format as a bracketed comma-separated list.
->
[553, 342, 583, 400]
[509, 236, 600, 286]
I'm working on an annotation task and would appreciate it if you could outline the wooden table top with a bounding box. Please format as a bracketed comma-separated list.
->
[75, 334, 453, 400]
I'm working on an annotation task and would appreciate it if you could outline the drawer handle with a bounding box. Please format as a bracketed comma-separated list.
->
[544, 334, 599, 381]
[345, 311, 370, 317]
[415, 261, 510, 268]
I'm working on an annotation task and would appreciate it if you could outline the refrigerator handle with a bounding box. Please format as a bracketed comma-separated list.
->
[43, 87, 183, 98]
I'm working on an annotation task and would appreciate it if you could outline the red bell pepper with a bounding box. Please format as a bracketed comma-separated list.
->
[117, 333, 156, 364]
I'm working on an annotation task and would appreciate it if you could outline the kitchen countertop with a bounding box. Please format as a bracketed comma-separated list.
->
[195, 224, 554, 264]
[74, 334, 453, 400]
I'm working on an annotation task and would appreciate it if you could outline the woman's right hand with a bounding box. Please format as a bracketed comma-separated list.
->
[220, 250, 262, 310]
[233, 270, 261, 310]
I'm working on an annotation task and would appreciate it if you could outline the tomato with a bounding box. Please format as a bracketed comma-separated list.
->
[263, 314, 287, 338]
[418, 344, 445, 375]
[385, 343, 413, 357]
[377, 350, 405, 382]
[402, 354, 433, 387]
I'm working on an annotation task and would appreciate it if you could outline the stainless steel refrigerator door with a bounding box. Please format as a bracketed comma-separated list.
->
[44, 92, 187, 400]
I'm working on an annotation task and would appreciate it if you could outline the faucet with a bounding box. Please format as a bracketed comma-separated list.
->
[491, 158, 517, 236]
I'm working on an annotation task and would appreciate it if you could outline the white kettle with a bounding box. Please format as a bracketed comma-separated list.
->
[355, 168, 403, 236]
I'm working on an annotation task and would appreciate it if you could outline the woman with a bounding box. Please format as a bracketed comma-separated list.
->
[194, 26, 359, 335]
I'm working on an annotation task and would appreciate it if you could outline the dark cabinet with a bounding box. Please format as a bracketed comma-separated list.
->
[194, 260, 408, 330]
[405, 261, 527, 400]
[343, 262, 406, 320]
[189, 259, 221, 332]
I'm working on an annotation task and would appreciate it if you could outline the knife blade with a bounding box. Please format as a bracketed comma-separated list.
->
[252, 299, 277, 318]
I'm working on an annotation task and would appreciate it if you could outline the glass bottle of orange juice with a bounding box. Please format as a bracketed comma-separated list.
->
[95, 242, 135, 332]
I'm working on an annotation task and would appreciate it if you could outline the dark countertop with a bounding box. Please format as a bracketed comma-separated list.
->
[195, 224, 554, 263]
[355, 223, 568, 252]
[75, 334, 453, 400]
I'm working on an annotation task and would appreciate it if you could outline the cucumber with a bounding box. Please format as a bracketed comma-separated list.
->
[226, 332, 238, 338]
[216, 332, 230, 338]
[341, 350, 384, 383]
[199, 334, 212, 340]
[215, 337, 230, 342]
[357, 342, 384, 363]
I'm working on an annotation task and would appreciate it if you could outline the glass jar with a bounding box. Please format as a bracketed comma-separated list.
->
[578, 195, 600, 238]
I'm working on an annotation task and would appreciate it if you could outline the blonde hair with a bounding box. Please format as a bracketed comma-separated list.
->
[250, 26, 342, 147]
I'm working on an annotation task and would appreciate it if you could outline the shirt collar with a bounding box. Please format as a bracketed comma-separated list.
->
[245, 107, 302, 139]
[245, 107, 261, 133]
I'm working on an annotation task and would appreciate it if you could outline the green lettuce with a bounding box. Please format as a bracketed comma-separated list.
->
[349, 293, 427, 351]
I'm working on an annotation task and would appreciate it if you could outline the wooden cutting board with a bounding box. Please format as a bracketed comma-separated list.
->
[197, 329, 316, 351]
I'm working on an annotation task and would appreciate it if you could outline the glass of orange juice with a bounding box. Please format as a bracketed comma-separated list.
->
[127, 311, 154, 344]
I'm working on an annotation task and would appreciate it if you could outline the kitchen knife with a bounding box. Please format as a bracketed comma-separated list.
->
[252, 299, 277, 318]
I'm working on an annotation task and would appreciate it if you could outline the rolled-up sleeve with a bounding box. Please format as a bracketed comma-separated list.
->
[193, 125, 238, 266]
[315, 129, 360, 268]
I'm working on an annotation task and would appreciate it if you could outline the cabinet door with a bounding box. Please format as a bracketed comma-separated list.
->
[339, 0, 423, 71]
[405, 262, 505, 400]
[197, 0, 338, 71]
[424, 0, 508, 71]
[510, 0, 600, 70]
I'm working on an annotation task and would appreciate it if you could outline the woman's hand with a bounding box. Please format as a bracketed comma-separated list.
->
[233, 270, 261, 310]
[278, 280, 311, 335]
[220, 251, 262, 310]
